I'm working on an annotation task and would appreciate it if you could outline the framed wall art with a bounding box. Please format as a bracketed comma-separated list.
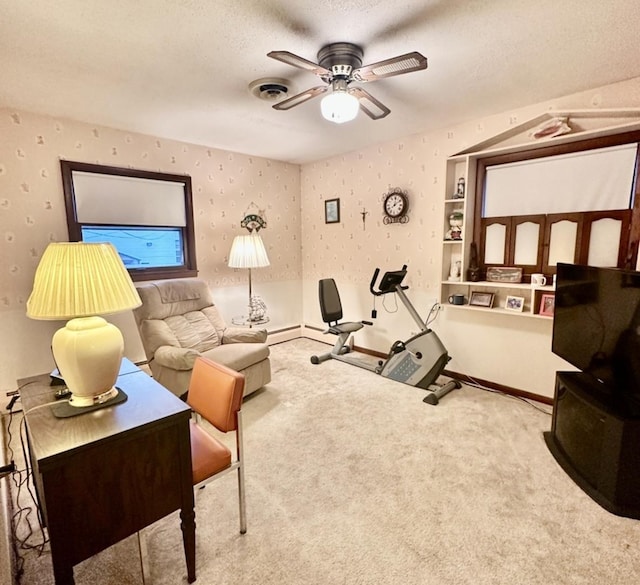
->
[325, 198, 340, 224]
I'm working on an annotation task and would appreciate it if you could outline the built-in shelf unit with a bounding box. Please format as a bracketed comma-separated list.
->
[440, 108, 640, 318]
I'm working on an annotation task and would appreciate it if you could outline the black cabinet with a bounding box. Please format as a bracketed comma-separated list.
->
[544, 371, 640, 519]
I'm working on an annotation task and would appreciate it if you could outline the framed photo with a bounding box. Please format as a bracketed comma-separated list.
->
[469, 291, 495, 308]
[505, 295, 525, 312]
[325, 198, 340, 224]
[539, 293, 555, 316]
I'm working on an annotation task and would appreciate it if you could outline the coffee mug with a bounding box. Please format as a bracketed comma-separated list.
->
[448, 294, 465, 305]
[531, 273, 547, 287]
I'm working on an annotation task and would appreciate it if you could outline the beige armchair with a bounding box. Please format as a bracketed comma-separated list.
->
[133, 278, 271, 398]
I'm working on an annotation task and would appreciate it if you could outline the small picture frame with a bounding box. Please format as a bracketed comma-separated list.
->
[325, 198, 340, 224]
[505, 295, 525, 312]
[469, 291, 495, 308]
[539, 293, 555, 316]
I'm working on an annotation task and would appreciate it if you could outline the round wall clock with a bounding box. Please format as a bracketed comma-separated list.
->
[382, 189, 409, 224]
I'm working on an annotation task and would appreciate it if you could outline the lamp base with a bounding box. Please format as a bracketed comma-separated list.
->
[52, 316, 124, 408]
[68, 386, 119, 408]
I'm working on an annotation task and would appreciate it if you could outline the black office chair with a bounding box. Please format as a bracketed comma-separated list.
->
[310, 278, 368, 364]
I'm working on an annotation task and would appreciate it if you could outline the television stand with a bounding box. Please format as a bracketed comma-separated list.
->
[544, 371, 640, 519]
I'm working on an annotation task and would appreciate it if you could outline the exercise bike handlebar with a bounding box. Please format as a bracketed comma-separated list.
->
[370, 265, 409, 296]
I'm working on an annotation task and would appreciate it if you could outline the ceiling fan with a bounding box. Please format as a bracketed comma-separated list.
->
[267, 42, 428, 124]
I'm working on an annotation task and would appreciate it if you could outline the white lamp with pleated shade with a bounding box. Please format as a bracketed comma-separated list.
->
[228, 232, 270, 327]
[27, 242, 142, 407]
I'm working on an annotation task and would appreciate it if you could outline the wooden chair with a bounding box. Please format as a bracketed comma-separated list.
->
[188, 356, 247, 534]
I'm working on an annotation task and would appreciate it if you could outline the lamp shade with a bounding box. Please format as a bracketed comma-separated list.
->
[321, 90, 359, 124]
[27, 242, 141, 320]
[228, 233, 270, 269]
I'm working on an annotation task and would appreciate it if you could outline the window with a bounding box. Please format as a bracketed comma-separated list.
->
[473, 132, 640, 277]
[61, 160, 197, 281]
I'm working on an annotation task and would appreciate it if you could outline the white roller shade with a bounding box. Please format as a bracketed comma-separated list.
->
[483, 143, 638, 218]
[72, 171, 187, 226]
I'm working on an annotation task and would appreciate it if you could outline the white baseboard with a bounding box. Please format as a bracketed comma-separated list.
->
[299, 325, 331, 345]
[267, 326, 303, 345]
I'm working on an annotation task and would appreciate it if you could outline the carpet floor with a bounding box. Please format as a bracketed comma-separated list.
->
[10, 338, 640, 584]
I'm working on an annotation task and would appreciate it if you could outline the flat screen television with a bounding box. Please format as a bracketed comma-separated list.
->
[552, 263, 640, 411]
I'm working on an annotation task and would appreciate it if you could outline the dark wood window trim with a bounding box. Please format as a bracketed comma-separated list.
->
[473, 130, 640, 278]
[61, 160, 197, 282]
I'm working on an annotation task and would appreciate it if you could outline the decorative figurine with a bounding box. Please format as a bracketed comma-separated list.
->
[467, 242, 481, 282]
[445, 211, 463, 240]
[448, 256, 462, 282]
[454, 177, 465, 199]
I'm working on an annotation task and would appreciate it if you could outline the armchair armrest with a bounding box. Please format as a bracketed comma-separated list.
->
[221, 327, 267, 344]
[153, 345, 201, 371]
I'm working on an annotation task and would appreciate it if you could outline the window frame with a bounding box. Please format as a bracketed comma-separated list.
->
[61, 160, 197, 282]
[473, 130, 640, 277]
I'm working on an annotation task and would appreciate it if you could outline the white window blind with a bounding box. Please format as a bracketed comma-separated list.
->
[483, 143, 638, 218]
[72, 171, 187, 226]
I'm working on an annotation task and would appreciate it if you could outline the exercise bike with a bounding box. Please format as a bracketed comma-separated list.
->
[310, 265, 461, 404]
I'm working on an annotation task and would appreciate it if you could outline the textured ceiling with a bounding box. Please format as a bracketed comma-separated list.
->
[2, 0, 640, 164]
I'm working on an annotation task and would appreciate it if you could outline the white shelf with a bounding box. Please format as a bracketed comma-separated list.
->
[443, 280, 555, 291]
[443, 303, 554, 319]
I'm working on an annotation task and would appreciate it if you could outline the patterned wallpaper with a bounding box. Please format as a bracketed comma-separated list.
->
[0, 108, 301, 316]
[301, 133, 446, 294]
[300, 77, 640, 295]
[2, 75, 639, 395]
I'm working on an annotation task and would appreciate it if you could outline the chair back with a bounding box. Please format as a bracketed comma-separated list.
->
[187, 357, 245, 432]
[319, 278, 343, 324]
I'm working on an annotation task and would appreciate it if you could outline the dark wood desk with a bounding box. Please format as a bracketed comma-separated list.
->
[20, 359, 196, 585]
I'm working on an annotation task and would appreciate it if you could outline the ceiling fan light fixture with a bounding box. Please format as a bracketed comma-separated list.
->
[321, 90, 359, 124]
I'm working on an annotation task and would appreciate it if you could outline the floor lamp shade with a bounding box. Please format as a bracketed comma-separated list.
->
[228, 233, 270, 269]
[228, 233, 270, 326]
[27, 242, 142, 407]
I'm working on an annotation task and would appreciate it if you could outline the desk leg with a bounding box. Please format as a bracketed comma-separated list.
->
[181, 505, 196, 583]
[51, 557, 75, 585]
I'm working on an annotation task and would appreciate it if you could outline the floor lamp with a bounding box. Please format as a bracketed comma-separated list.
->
[228, 232, 270, 327]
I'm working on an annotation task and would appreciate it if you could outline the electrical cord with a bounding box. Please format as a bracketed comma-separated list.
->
[382, 293, 399, 313]
[461, 374, 553, 416]
[415, 301, 551, 415]
[2, 384, 50, 584]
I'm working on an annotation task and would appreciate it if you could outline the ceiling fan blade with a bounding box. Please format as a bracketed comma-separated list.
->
[267, 51, 331, 77]
[352, 52, 427, 82]
[349, 87, 390, 120]
[272, 86, 329, 111]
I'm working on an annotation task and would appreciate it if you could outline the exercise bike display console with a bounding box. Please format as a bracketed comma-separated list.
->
[311, 265, 461, 404]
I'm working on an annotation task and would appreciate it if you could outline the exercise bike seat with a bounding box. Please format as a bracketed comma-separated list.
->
[319, 278, 364, 334]
[311, 278, 368, 365]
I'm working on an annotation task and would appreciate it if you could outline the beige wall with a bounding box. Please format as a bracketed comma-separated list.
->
[300, 76, 640, 399]
[2, 76, 639, 399]
[0, 110, 302, 393]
